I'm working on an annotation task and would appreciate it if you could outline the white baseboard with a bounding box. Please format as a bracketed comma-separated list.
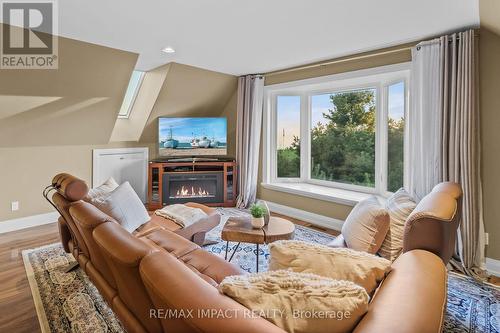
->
[486, 257, 500, 277]
[262, 200, 344, 231]
[0, 212, 59, 234]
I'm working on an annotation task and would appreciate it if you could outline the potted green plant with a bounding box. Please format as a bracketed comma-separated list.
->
[249, 203, 266, 229]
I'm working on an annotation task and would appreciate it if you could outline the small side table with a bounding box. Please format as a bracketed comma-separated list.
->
[221, 216, 295, 272]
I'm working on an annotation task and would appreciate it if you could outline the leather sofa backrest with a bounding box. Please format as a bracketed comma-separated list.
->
[353, 250, 447, 333]
[52, 173, 89, 202]
[93, 222, 162, 333]
[140, 251, 286, 333]
[403, 182, 463, 264]
[52, 193, 89, 257]
[50, 173, 90, 256]
[69, 201, 118, 289]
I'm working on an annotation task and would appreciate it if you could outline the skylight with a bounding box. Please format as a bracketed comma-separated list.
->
[118, 70, 145, 118]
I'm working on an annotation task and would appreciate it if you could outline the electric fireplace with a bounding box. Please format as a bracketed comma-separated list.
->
[162, 172, 224, 205]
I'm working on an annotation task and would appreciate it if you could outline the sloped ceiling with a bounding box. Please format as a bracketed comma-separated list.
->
[139, 62, 237, 143]
[0, 24, 138, 147]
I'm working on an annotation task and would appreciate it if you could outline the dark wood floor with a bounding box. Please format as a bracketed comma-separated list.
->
[0, 222, 59, 333]
[0, 215, 497, 333]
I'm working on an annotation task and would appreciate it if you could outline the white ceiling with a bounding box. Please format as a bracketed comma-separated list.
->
[14, 0, 483, 75]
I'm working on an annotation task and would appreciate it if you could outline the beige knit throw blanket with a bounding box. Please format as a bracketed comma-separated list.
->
[155, 204, 207, 228]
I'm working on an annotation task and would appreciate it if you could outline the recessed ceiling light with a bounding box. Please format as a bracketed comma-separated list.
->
[162, 47, 175, 54]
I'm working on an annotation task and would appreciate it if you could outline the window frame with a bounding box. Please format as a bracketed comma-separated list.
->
[263, 63, 411, 196]
[117, 70, 145, 119]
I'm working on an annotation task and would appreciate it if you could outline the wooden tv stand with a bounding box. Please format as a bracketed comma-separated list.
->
[148, 160, 237, 210]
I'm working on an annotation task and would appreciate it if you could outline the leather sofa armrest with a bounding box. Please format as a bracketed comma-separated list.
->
[403, 190, 461, 264]
[140, 251, 287, 333]
[185, 202, 216, 215]
[354, 250, 447, 333]
[174, 213, 220, 244]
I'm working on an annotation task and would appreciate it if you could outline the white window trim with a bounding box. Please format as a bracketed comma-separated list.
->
[262, 62, 411, 199]
[118, 71, 145, 119]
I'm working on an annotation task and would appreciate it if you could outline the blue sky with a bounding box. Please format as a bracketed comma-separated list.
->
[159, 117, 227, 143]
[277, 82, 405, 148]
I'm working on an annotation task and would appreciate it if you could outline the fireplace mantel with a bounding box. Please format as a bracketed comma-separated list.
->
[147, 160, 237, 210]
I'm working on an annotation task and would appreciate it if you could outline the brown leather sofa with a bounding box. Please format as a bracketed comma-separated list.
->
[49, 173, 458, 333]
[329, 182, 463, 265]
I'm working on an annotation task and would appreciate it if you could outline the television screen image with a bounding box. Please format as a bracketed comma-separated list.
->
[158, 117, 227, 157]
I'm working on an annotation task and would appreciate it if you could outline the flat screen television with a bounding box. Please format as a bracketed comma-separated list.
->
[158, 117, 227, 157]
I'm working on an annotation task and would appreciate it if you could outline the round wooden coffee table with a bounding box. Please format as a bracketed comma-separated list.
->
[221, 216, 295, 272]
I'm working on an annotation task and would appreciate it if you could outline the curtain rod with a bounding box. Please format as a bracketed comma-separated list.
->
[265, 46, 413, 77]
[264, 29, 479, 78]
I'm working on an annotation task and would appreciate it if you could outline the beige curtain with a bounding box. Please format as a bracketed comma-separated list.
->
[236, 75, 264, 208]
[410, 30, 485, 277]
[439, 30, 485, 277]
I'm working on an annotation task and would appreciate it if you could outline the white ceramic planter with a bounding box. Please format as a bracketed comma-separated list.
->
[251, 216, 265, 229]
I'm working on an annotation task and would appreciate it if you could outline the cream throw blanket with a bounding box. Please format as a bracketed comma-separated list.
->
[155, 204, 207, 228]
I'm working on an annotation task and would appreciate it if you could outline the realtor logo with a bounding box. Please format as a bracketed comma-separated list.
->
[1, 0, 58, 69]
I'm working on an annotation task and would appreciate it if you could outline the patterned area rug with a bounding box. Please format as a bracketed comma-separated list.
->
[22, 244, 124, 333]
[22, 208, 499, 333]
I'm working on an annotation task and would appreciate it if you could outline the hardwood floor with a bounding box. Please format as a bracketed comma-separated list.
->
[0, 222, 59, 333]
[0, 214, 497, 333]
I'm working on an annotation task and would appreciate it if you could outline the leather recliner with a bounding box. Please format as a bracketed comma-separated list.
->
[329, 182, 463, 265]
[49, 173, 220, 256]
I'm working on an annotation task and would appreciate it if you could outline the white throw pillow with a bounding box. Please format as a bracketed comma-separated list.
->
[334, 197, 390, 254]
[84, 177, 119, 204]
[377, 188, 417, 261]
[94, 181, 150, 233]
[269, 240, 391, 295]
[219, 270, 369, 333]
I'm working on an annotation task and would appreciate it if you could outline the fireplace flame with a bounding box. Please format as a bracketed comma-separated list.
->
[175, 185, 211, 198]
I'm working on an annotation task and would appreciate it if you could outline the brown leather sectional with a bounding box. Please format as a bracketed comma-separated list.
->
[50, 173, 461, 333]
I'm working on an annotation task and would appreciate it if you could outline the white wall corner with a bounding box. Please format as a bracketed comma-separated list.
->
[0, 211, 59, 234]
[486, 257, 500, 277]
[262, 200, 343, 231]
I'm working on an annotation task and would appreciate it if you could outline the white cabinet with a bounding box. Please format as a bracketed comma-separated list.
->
[92, 148, 149, 202]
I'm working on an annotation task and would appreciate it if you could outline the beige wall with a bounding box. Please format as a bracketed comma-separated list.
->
[0, 143, 154, 221]
[0, 27, 143, 222]
[479, 28, 500, 260]
[140, 63, 237, 148]
[221, 89, 238, 157]
[265, 43, 414, 86]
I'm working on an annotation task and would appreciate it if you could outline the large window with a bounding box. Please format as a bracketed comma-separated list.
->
[118, 70, 145, 118]
[265, 65, 409, 195]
